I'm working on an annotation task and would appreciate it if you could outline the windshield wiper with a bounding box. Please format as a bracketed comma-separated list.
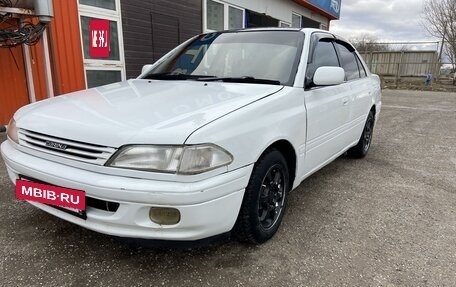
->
[144, 73, 282, 85]
[144, 72, 215, 80]
[196, 76, 282, 85]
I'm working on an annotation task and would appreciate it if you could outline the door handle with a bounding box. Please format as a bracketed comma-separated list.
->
[342, 98, 349, 105]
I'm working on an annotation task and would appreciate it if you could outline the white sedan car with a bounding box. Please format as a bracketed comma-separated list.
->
[1, 28, 381, 244]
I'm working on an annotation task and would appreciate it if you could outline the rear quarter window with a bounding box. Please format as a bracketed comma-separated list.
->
[355, 55, 368, 77]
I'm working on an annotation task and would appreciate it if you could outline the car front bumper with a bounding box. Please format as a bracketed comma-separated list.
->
[1, 140, 252, 241]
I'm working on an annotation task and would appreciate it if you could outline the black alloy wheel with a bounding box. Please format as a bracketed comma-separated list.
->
[234, 149, 290, 244]
[362, 114, 374, 153]
[347, 110, 375, 158]
[258, 164, 286, 230]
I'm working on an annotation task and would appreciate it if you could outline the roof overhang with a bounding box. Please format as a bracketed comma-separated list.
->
[292, 0, 341, 20]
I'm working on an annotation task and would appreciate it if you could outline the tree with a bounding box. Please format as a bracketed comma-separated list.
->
[444, 45, 456, 71]
[349, 35, 390, 53]
[422, 0, 456, 83]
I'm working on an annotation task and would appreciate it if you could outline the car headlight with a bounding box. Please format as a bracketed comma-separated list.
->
[106, 144, 233, 175]
[7, 118, 19, 144]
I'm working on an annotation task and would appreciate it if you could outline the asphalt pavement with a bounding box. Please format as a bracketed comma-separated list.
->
[0, 89, 455, 286]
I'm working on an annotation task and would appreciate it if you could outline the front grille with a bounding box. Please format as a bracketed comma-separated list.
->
[18, 129, 116, 165]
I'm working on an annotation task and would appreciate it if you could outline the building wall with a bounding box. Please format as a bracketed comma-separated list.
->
[50, 0, 86, 95]
[0, 46, 29, 125]
[0, 20, 49, 124]
[0, 0, 85, 125]
[121, 0, 203, 79]
[217, 0, 329, 27]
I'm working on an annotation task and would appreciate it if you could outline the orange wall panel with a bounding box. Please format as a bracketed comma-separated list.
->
[49, 0, 86, 95]
[0, 46, 30, 125]
[1, 0, 86, 124]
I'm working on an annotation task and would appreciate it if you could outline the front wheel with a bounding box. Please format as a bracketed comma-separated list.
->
[234, 149, 289, 244]
[347, 110, 375, 158]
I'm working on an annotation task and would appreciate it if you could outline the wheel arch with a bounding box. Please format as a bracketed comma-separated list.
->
[370, 104, 376, 116]
[370, 104, 378, 123]
[258, 139, 297, 189]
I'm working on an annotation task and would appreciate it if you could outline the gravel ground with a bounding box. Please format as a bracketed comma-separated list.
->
[1, 89, 455, 287]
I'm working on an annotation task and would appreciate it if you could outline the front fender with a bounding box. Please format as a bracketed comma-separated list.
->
[184, 87, 307, 176]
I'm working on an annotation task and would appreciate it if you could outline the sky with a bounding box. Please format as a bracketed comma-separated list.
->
[329, 0, 439, 50]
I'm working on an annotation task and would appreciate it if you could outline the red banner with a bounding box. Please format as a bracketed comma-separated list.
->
[16, 179, 86, 211]
[89, 19, 110, 58]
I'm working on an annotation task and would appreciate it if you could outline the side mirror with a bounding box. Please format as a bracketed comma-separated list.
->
[141, 64, 154, 75]
[313, 66, 345, 86]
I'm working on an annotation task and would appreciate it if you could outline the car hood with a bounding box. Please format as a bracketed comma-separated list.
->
[15, 80, 283, 147]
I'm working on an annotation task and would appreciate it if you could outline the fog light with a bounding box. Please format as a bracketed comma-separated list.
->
[149, 207, 180, 225]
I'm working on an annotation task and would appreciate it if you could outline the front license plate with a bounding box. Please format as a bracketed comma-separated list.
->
[16, 179, 87, 220]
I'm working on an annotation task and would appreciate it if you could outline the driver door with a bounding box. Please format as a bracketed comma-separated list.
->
[303, 36, 352, 174]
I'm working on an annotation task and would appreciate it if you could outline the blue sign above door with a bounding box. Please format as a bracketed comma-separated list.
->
[307, 0, 341, 19]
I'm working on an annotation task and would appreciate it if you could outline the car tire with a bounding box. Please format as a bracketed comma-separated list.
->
[347, 110, 375, 159]
[234, 148, 289, 244]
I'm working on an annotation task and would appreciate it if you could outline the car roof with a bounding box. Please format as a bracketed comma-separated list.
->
[216, 27, 319, 33]
[200, 28, 353, 48]
[211, 27, 341, 38]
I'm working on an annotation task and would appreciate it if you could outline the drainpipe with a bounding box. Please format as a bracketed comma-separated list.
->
[23, 45, 37, 103]
[42, 28, 54, 98]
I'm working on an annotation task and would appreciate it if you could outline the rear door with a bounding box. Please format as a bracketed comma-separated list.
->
[303, 35, 352, 173]
[334, 41, 373, 142]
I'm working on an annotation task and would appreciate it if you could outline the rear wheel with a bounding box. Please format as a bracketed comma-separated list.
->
[347, 110, 375, 158]
[234, 149, 289, 244]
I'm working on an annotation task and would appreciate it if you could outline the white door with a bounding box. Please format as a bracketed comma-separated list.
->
[335, 41, 373, 142]
[303, 38, 352, 174]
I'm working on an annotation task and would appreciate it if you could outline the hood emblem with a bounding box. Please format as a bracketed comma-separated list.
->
[45, 140, 68, 151]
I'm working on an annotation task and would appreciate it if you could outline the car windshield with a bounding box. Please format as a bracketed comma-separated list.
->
[144, 30, 304, 86]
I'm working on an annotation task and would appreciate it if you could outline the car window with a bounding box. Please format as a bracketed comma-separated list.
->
[355, 55, 367, 78]
[306, 39, 339, 83]
[314, 40, 339, 68]
[336, 42, 360, 81]
[145, 31, 305, 86]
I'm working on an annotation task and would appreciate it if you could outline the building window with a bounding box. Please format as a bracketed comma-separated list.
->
[207, 0, 224, 31]
[86, 69, 122, 88]
[78, 0, 125, 88]
[280, 21, 291, 28]
[79, 0, 116, 11]
[229, 6, 243, 29]
[291, 13, 301, 28]
[80, 16, 120, 61]
[205, 0, 245, 32]
[302, 16, 321, 29]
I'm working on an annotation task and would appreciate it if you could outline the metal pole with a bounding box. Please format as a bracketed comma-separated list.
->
[22, 45, 36, 103]
[42, 29, 54, 98]
[438, 31, 445, 63]
[396, 51, 404, 87]
[437, 38, 445, 81]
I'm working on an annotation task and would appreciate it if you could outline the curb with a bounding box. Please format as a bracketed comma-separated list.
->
[0, 125, 6, 133]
